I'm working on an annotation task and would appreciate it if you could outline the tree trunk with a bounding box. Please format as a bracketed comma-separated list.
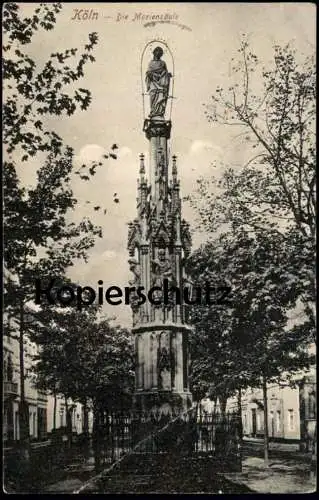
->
[92, 402, 102, 472]
[81, 401, 90, 462]
[219, 394, 228, 419]
[237, 388, 243, 439]
[213, 396, 218, 417]
[17, 298, 30, 480]
[262, 374, 269, 466]
[65, 397, 72, 447]
[310, 421, 317, 479]
[83, 400, 89, 436]
[53, 393, 57, 430]
[18, 299, 29, 446]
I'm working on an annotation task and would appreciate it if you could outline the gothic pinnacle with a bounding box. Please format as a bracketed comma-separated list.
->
[172, 155, 177, 177]
[139, 153, 145, 174]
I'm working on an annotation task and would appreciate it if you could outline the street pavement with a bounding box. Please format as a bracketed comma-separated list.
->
[223, 438, 316, 494]
[17, 438, 316, 494]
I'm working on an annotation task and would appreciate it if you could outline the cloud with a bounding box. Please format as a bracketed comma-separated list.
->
[102, 250, 117, 261]
[77, 144, 108, 164]
[118, 146, 132, 158]
[76, 144, 132, 165]
[189, 140, 223, 155]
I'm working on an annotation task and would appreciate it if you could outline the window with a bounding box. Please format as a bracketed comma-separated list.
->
[15, 411, 19, 440]
[244, 413, 247, 429]
[4, 356, 13, 382]
[60, 408, 65, 427]
[4, 317, 12, 342]
[288, 409, 294, 431]
[308, 392, 316, 419]
[30, 411, 34, 436]
[276, 411, 281, 432]
[7, 357, 13, 382]
[256, 413, 261, 430]
[4, 360, 7, 382]
[269, 410, 274, 436]
[33, 413, 37, 437]
[4, 409, 8, 440]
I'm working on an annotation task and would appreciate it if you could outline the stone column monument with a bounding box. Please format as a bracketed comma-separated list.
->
[127, 45, 192, 413]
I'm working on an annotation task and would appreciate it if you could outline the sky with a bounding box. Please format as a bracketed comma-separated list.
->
[13, 2, 316, 326]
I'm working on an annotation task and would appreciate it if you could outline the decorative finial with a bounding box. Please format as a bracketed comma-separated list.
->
[172, 155, 177, 176]
[139, 153, 145, 174]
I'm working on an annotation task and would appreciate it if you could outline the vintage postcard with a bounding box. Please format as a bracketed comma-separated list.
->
[3, 2, 316, 494]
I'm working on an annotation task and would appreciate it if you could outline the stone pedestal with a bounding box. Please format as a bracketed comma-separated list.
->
[132, 323, 192, 412]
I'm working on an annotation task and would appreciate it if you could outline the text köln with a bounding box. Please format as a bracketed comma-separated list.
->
[71, 9, 98, 21]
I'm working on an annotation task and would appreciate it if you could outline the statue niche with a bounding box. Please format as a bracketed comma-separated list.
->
[157, 346, 170, 390]
[151, 248, 174, 307]
[128, 257, 141, 325]
[151, 248, 172, 286]
[145, 46, 172, 119]
[157, 340, 176, 390]
[128, 257, 141, 286]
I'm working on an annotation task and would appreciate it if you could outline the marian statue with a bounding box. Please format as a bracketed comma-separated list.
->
[151, 248, 173, 288]
[145, 46, 172, 119]
[128, 257, 141, 286]
[128, 257, 141, 324]
[151, 248, 174, 307]
[157, 346, 171, 390]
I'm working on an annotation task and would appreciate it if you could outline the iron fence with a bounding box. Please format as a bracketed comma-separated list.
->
[4, 409, 242, 492]
[95, 409, 242, 470]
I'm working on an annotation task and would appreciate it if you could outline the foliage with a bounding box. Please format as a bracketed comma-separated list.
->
[3, 3, 118, 437]
[3, 3, 97, 157]
[193, 40, 316, 333]
[30, 304, 134, 411]
[187, 228, 315, 402]
[3, 2, 115, 321]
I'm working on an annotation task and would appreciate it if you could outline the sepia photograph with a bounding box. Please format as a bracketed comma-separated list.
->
[3, 2, 316, 494]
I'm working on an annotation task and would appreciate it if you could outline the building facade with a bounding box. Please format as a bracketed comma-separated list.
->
[225, 369, 316, 444]
[3, 311, 91, 444]
[4, 327, 91, 444]
[3, 325, 48, 444]
[298, 374, 316, 451]
[46, 396, 93, 435]
[239, 384, 301, 441]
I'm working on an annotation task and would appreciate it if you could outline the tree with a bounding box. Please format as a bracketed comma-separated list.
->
[30, 304, 134, 453]
[193, 40, 315, 338]
[4, 3, 96, 158]
[189, 40, 316, 462]
[3, 3, 116, 444]
[29, 295, 134, 407]
[187, 228, 315, 462]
